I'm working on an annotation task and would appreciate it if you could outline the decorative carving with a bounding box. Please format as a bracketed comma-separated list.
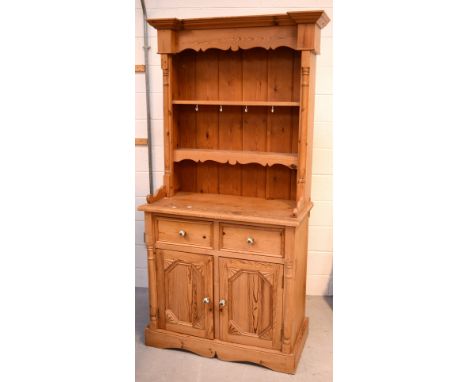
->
[282, 338, 291, 354]
[192, 263, 205, 277]
[292, 197, 305, 217]
[258, 271, 273, 285]
[160, 54, 168, 70]
[162, 68, 169, 86]
[146, 186, 167, 204]
[161, 54, 170, 86]
[175, 25, 297, 53]
[163, 257, 176, 270]
[227, 267, 239, 279]
[259, 326, 273, 340]
[146, 246, 155, 261]
[193, 317, 204, 329]
[228, 321, 242, 336]
[165, 310, 178, 324]
[301, 67, 310, 87]
[188, 42, 295, 53]
[173, 149, 298, 169]
[284, 261, 295, 278]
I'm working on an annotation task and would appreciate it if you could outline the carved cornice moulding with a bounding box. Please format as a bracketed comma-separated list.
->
[148, 11, 330, 31]
[148, 11, 329, 54]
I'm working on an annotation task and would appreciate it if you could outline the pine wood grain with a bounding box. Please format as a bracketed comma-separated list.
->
[138, 192, 312, 227]
[148, 11, 329, 31]
[220, 223, 284, 257]
[156, 241, 286, 264]
[219, 258, 283, 350]
[157, 249, 214, 339]
[172, 100, 300, 107]
[157, 218, 213, 249]
[177, 26, 297, 53]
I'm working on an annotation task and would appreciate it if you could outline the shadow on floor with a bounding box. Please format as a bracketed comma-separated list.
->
[324, 296, 333, 310]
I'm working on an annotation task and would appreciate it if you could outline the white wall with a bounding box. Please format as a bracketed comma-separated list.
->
[135, 0, 333, 295]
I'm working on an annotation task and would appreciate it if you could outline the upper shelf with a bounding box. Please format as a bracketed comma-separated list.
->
[174, 149, 298, 168]
[172, 100, 300, 107]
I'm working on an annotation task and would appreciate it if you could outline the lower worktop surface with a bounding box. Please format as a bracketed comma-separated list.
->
[138, 192, 311, 226]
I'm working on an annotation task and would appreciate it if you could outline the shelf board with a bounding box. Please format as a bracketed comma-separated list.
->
[138, 192, 312, 226]
[174, 149, 298, 168]
[172, 100, 300, 107]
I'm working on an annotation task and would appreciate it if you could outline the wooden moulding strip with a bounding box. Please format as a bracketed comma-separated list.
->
[173, 149, 298, 169]
[135, 64, 145, 73]
[135, 138, 148, 145]
[147, 11, 330, 31]
[140, 207, 301, 227]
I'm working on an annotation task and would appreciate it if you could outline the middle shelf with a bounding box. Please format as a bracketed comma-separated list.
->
[173, 149, 298, 168]
[172, 100, 300, 107]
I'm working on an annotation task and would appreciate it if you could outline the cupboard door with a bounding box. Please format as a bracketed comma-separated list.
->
[157, 249, 214, 339]
[219, 258, 283, 349]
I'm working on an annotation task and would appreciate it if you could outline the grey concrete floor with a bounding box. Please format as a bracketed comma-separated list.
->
[136, 287, 332, 381]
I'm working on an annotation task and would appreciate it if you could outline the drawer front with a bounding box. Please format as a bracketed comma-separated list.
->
[158, 218, 213, 248]
[220, 224, 284, 257]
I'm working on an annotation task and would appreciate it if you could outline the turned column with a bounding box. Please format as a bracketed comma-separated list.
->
[161, 54, 174, 196]
[144, 212, 158, 329]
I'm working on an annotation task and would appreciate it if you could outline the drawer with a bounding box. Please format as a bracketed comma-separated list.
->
[220, 224, 284, 257]
[157, 218, 213, 248]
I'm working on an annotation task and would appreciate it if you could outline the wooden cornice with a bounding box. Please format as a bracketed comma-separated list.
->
[288, 11, 330, 29]
[149, 18, 182, 30]
[148, 11, 330, 31]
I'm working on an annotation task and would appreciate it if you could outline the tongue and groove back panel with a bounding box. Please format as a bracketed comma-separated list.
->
[172, 47, 301, 201]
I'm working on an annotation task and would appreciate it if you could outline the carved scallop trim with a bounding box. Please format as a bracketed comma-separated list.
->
[173, 149, 298, 169]
[183, 42, 297, 53]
